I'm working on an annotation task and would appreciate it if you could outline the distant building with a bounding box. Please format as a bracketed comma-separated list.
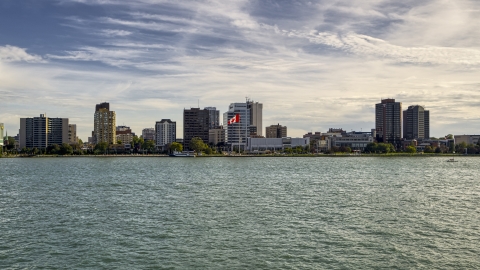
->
[247, 137, 310, 152]
[116, 126, 134, 144]
[209, 127, 225, 146]
[68, 124, 78, 144]
[247, 100, 263, 136]
[0, 123, 4, 148]
[329, 131, 375, 151]
[155, 119, 176, 150]
[19, 114, 69, 149]
[266, 124, 287, 138]
[183, 108, 210, 150]
[375, 98, 402, 146]
[93, 102, 116, 145]
[204, 107, 220, 129]
[403, 105, 430, 140]
[223, 103, 250, 150]
[142, 128, 155, 141]
[454, 135, 480, 146]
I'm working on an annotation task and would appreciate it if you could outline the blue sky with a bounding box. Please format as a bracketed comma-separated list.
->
[1, 0, 480, 139]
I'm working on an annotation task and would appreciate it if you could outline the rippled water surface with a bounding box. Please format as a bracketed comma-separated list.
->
[1, 157, 479, 269]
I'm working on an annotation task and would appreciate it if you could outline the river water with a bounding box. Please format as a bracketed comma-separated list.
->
[1, 157, 479, 269]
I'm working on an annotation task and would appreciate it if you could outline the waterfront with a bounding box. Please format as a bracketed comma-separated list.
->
[1, 157, 479, 269]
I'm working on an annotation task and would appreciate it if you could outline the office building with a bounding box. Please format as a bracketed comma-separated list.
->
[93, 102, 116, 145]
[454, 135, 480, 146]
[223, 103, 250, 150]
[19, 114, 69, 149]
[247, 100, 263, 136]
[375, 99, 402, 146]
[183, 108, 210, 150]
[209, 127, 225, 146]
[204, 107, 220, 129]
[266, 124, 287, 138]
[247, 137, 310, 152]
[403, 105, 430, 140]
[155, 119, 176, 150]
[142, 128, 155, 141]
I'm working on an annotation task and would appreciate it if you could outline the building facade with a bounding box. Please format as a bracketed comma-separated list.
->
[375, 99, 402, 146]
[209, 127, 225, 146]
[183, 108, 210, 150]
[403, 105, 430, 140]
[204, 107, 220, 129]
[155, 119, 176, 150]
[247, 137, 310, 152]
[116, 126, 134, 144]
[19, 114, 69, 149]
[93, 102, 116, 145]
[266, 124, 287, 138]
[454, 135, 480, 146]
[247, 100, 263, 136]
[0, 123, 4, 149]
[223, 103, 250, 150]
[142, 128, 155, 141]
[68, 124, 78, 144]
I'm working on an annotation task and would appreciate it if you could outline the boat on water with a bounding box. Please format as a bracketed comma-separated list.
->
[446, 158, 458, 162]
[169, 151, 195, 157]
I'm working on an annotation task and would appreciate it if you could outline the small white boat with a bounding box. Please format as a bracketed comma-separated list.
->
[446, 158, 457, 162]
[169, 151, 195, 157]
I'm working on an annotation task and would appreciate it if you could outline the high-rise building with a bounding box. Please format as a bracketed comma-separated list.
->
[375, 99, 402, 146]
[68, 124, 78, 144]
[183, 108, 210, 150]
[155, 119, 176, 150]
[204, 107, 220, 129]
[0, 123, 4, 148]
[247, 100, 263, 136]
[19, 114, 69, 149]
[266, 124, 287, 138]
[93, 102, 116, 145]
[223, 103, 250, 149]
[142, 128, 155, 141]
[403, 105, 430, 140]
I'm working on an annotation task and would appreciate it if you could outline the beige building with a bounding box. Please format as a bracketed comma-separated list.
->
[68, 124, 79, 144]
[94, 102, 116, 144]
[266, 124, 287, 138]
[0, 123, 4, 149]
[247, 100, 263, 136]
[209, 127, 225, 146]
[454, 135, 480, 145]
[116, 133, 133, 144]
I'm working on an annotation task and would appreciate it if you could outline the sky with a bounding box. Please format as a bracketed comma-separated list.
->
[1, 0, 480, 140]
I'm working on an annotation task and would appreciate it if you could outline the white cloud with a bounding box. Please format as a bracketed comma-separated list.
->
[0, 45, 45, 63]
[99, 29, 133, 36]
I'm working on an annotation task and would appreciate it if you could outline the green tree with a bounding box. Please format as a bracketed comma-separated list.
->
[169, 142, 183, 152]
[47, 144, 61, 155]
[445, 134, 454, 139]
[405, 145, 417, 153]
[59, 143, 73, 155]
[117, 140, 122, 144]
[435, 147, 442, 153]
[424, 145, 434, 153]
[95, 142, 109, 154]
[189, 137, 206, 152]
[78, 139, 83, 145]
[204, 146, 213, 155]
[143, 140, 156, 151]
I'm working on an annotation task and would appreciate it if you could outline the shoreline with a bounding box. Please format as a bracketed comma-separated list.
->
[0, 154, 474, 158]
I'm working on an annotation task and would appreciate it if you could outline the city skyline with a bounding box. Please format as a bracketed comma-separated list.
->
[2, 0, 480, 139]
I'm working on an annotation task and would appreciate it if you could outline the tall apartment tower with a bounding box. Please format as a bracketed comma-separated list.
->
[94, 102, 116, 145]
[375, 99, 402, 146]
[19, 114, 69, 149]
[183, 108, 210, 150]
[68, 124, 78, 144]
[247, 100, 263, 136]
[155, 119, 176, 150]
[266, 124, 287, 138]
[403, 105, 430, 140]
[223, 103, 250, 148]
[204, 107, 220, 129]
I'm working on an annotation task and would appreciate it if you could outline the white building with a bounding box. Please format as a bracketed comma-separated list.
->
[0, 123, 4, 148]
[454, 135, 480, 145]
[247, 137, 310, 152]
[155, 119, 176, 150]
[247, 100, 263, 136]
[223, 103, 250, 151]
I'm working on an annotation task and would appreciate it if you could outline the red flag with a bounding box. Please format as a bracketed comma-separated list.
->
[228, 114, 240, 125]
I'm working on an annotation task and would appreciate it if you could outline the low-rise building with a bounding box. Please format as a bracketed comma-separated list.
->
[454, 135, 480, 145]
[247, 137, 310, 152]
